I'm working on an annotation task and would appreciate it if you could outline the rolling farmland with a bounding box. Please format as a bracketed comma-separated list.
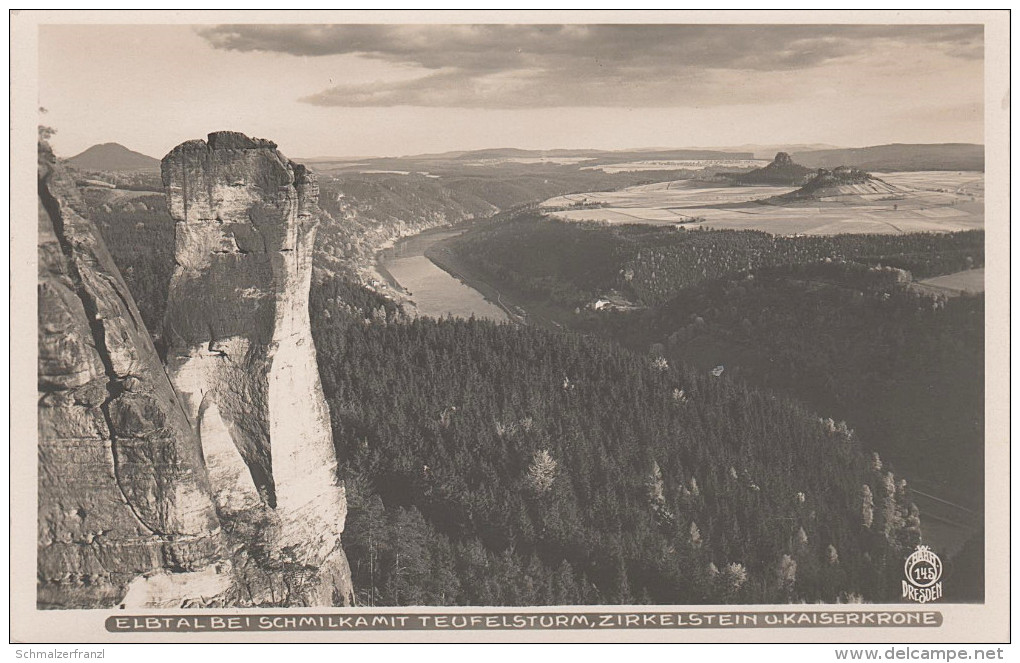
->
[542, 171, 984, 235]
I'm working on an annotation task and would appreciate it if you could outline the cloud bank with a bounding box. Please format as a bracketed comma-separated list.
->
[198, 24, 983, 108]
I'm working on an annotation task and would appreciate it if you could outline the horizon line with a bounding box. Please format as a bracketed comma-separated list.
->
[62, 140, 988, 163]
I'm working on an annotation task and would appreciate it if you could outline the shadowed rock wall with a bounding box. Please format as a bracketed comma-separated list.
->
[37, 143, 226, 608]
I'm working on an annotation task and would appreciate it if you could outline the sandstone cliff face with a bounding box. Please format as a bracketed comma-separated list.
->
[37, 143, 226, 608]
[161, 132, 352, 606]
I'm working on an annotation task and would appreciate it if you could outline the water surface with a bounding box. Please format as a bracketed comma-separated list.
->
[379, 230, 508, 322]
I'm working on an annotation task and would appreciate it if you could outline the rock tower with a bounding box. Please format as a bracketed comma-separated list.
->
[160, 132, 351, 606]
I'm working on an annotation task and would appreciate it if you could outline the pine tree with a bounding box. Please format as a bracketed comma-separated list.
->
[526, 449, 558, 496]
[777, 554, 797, 591]
[861, 485, 875, 529]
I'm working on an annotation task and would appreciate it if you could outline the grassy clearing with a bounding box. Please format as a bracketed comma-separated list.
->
[913, 268, 985, 296]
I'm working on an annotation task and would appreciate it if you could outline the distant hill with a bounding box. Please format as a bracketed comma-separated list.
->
[65, 143, 160, 172]
[793, 144, 983, 172]
[741, 144, 843, 158]
[734, 152, 813, 186]
[386, 147, 755, 163]
[686, 143, 842, 159]
[775, 166, 903, 202]
[596, 148, 755, 162]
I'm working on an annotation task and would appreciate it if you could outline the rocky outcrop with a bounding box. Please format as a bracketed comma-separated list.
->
[37, 142, 227, 608]
[773, 152, 794, 166]
[161, 131, 352, 606]
[811, 166, 878, 186]
[735, 152, 813, 186]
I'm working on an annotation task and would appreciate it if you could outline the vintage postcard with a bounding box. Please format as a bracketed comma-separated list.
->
[9, 9, 1010, 645]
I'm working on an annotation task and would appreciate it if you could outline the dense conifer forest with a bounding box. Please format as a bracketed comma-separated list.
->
[445, 220, 985, 504]
[309, 279, 920, 604]
[610, 265, 984, 504]
[447, 216, 983, 308]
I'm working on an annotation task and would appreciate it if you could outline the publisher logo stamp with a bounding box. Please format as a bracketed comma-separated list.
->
[902, 545, 943, 604]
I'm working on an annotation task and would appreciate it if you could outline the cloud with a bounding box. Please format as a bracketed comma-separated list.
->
[298, 67, 789, 109]
[198, 24, 984, 108]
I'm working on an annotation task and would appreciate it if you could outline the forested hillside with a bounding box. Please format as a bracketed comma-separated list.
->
[447, 216, 983, 308]
[309, 279, 920, 605]
[445, 219, 984, 499]
[596, 264, 985, 506]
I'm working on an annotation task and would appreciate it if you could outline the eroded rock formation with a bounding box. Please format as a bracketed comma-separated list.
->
[37, 142, 227, 608]
[160, 132, 352, 606]
[735, 152, 813, 186]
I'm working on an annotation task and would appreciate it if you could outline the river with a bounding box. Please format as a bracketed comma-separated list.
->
[376, 228, 509, 322]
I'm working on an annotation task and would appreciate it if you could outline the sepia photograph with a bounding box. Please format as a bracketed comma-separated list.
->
[9, 9, 1010, 647]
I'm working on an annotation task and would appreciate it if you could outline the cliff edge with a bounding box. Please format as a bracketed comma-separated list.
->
[37, 142, 227, 608]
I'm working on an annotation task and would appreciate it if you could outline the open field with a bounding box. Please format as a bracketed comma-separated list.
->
[873, 170, 985, 196]
[581, 158, 769, 173]
[543, 181, 795, 213]
[911, 268, 985, 297]
[542, 172, 984, 235]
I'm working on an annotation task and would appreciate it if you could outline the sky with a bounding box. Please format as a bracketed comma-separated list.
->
[38, 23, 984, 160]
